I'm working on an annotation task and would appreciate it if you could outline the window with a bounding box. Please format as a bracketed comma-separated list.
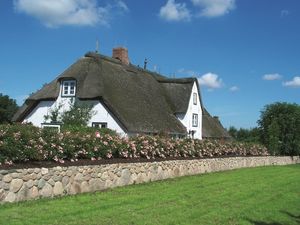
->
[192, 114, 198, 127]
[62, 80, 76, 97]
[41, 123, 61, 133]
[193, 93, 197, 105]
[92, 122, 107, 128]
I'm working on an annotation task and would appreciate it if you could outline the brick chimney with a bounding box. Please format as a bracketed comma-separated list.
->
[112, 47, 130, 65]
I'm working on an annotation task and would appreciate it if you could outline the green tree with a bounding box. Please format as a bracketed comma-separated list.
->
[0, 93, 18, 124]
[258, 102, 300, 156]
[61, 100, 95, 127]
[227, 126, 260, 143]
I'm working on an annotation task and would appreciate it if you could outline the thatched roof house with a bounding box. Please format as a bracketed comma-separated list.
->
[13, 47, 230, 139]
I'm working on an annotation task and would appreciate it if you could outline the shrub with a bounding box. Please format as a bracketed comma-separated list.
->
[0, 124, 269, 165]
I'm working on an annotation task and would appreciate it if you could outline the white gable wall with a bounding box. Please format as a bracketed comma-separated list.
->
[176, 82, 202, 139]
[23, 82, 126, 136]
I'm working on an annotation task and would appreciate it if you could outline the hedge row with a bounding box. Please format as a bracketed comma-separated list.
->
[0, 124, 269, 165]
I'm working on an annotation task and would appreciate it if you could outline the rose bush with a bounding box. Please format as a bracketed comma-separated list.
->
[0, 124, 269, 165]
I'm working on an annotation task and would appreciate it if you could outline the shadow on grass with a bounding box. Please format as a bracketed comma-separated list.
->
[281, 211, 300, 223]
[246, 211, 300, 225]
[246, 219, 283, 225]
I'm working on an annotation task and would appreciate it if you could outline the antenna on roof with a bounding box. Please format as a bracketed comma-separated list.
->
[95, 39, 99, 53]
[144, 58, 148, 70]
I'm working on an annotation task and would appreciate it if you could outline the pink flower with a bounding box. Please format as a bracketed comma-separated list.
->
[95, 131, 100, 138]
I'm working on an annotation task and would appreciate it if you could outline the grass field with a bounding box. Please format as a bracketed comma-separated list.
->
[0, 164, 299, 225]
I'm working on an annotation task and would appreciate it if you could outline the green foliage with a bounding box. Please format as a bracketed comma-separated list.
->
[61, 125, 117, 136]
[44, 104, 62, 123]
[228, 126, 260, 143]
[258, 102, 300, 156]
[61, 100, 95, 127]
[0, 93, 18, 124]
[0, 124, 269, 165]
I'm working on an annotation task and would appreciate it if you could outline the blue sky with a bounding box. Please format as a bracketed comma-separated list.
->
[0, 0, 299, 129]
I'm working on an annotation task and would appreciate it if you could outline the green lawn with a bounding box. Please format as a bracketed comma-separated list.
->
[1, 164, 299, 225]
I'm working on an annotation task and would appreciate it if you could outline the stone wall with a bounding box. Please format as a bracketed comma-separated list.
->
[0, 156, 299, 203]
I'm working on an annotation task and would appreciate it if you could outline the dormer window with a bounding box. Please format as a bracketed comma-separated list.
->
[193, 93, 197, 105]
[62, 80, 76, 97]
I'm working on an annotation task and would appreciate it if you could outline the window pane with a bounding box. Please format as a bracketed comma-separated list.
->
[193, 93, 197, 105]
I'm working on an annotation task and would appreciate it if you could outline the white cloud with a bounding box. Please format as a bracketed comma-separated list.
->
[191, 0, 235, 18]
[159, 0, 191, 22]
[283, 76, 300, 88]
[177, 68, 196, 76]
[229, 86, 239, 92]
[262, 73, 282, 81]
[13, 0, 128, 27]
[198, 72, 223, 89]
[281, 9, 289, 17]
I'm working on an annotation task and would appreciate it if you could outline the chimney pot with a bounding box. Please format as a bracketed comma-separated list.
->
[112, 47, 130, 65]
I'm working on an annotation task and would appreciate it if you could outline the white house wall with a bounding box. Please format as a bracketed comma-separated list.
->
[23, 84, 126, 136]
[24, 101, 56, 126]
[176, 82, 202, 139]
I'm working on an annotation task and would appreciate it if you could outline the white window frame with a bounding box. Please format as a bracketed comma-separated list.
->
[193, 93, 197, 105]
[92, 122, 108, 128]
[61, 80, 76, 97]
[192, 113, 198, 127]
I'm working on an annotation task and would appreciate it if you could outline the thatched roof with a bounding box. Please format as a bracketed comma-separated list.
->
[13, 51, 229, 138]
[202, 108, 231, 139]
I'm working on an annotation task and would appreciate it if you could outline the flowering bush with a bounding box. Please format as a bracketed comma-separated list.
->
[0, 124, 269, 165]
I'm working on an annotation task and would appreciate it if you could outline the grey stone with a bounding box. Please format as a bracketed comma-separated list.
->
[100, 171, 109, 180]
[43, 174, 52, 181]
[62, 176, 70, 187]
[3, 174, 12, 183]
[10, 179, 23, 193]
[66, 170, 73, 177]
[120, 169, 131, 185]
[69, 183, 81, 195]
[91, 173, 97, 178]
[89, 178, 105, 192]
[0, 189, 5, 201]
[53, 182, 63, 196]
[80, 181, 90, 193]
[30, 173, 37, 180]
[53, 175, 62, 182]
[0, 181, 10, 190]
[54, 166, 62, 172]
[41, 168, 49, 175]
[4, 192, 16, 203]
[22, 174, 31, 182]
[27, 168, 34, 173]
[48, 179, 55, 186]
[34, 168, 41, 174]
[30, 186, 39, 199]
[26, 180, 34, 188]
[11, 173, 20, 179]
[83, 174, 91, 181]
[0, 170, 8, 175]
[40, 183, 52, 198]
[74, 173, 83, 182]
[38, 179, 46, 189]
[16, 184, 29, 201]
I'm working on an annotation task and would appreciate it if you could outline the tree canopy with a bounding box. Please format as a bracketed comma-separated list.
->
[258, 102, 300, 156]
[0, 93, 18, 124]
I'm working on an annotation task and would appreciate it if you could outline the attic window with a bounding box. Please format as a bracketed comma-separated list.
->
[62, 80, 76, 97]
[193, 93, 197, 105]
